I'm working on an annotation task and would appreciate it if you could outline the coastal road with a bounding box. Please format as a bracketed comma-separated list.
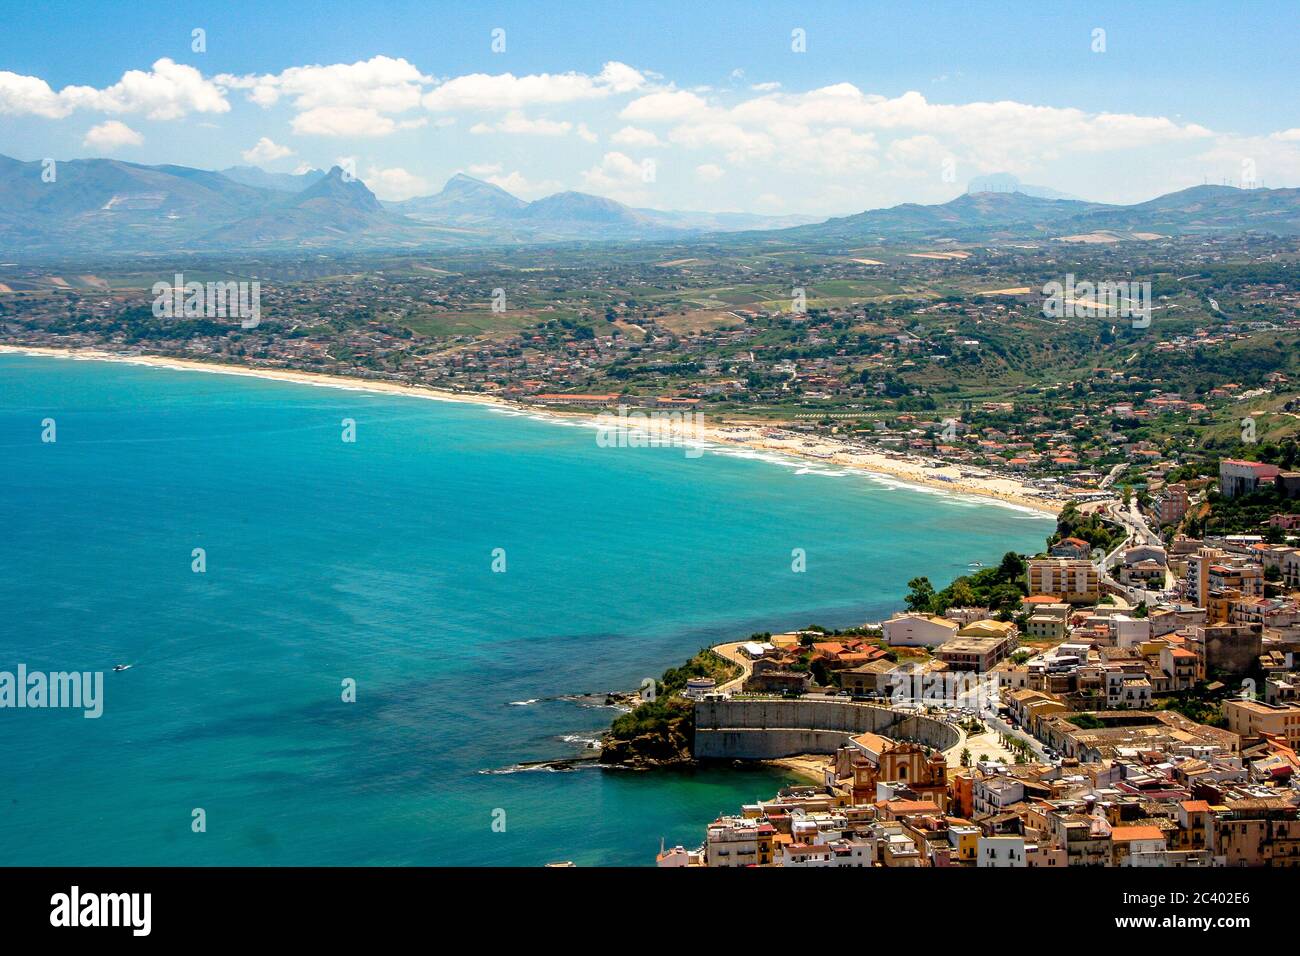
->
[712, 642, 755, 695]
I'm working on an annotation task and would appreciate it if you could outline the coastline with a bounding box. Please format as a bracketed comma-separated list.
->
[0, 344, 1061, 516]
[765, 755, 832, 786]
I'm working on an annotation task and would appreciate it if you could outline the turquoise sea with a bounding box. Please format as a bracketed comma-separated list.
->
[0, 353, 1052, 865]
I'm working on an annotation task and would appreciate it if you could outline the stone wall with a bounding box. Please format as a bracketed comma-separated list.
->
[694, 698, 959, 759]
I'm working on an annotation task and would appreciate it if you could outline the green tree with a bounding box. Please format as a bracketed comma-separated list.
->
[905, 576, 937, 613]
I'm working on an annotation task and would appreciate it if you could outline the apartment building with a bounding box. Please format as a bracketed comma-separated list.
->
[1184, 547, 1263, 610]
[1223, 699, 1300, 747]
[1028, 559, 1100, 604]
[1219, 459, 1281, 499]
[704, 817, 776, 867]
[1155, 483, 1189, 526]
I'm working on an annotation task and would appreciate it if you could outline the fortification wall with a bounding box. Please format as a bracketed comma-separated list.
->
[693, 698, 959, 759]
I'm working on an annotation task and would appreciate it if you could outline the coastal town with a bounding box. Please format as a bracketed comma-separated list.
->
[647, 455, 1300, 867]
[5, 0, 1300, 936]
[2, 229, 1298, 514]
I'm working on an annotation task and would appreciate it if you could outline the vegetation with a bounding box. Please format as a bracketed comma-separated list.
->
[659, 648, 739, 697]
[1069, 713, 1106, 730]
[1050, 501, 1125, 555]
[904, 551, 1029, 617]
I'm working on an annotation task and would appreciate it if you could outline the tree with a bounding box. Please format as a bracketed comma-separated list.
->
[998, 551, 1026, 580]
[949, 579, 978, 609]
[905, 576, 936, 613]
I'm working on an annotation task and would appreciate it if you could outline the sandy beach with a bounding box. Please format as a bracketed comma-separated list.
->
[1, 344, 1062, 516]
[767, 755, 833, 785]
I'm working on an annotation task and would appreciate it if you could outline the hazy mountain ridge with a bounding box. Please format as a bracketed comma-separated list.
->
[390, 174, 821, 239]
[777, 184, 1300, 243]
[219, 165, 326, 193]
[1, 153, 1297, 254]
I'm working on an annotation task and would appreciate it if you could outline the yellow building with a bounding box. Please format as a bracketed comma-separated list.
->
[1028, 559, 1099, 604]
[1223, 699, 1300, 746]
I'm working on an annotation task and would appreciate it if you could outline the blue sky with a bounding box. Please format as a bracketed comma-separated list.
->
[1, 0, 1297, 213]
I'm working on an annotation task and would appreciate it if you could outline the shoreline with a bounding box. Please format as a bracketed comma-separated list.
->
[765, 755, 832, 786]
[0, 343, 1061, 516]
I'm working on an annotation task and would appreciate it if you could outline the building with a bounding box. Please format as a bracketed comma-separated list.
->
[839, 734, 949, 806]
[1028, 559, 1100, 604]
[882, 613, 960, 648]
[682, 677, 717, 699]
[1209, 798, 1300, 866]
[957, 619, 1018, 642]
[1186, 623, 1264, 677]
[1159, 646, 1200, 690]
[1156, 483, 1189, 526]
[1106, 670, 1153, 709]
[934, 635, 1016, 673]
[1224, 699, 1300, 747]
[977, 834, 1027, 867]
[1111, 826, 1168, 866]
[1184, 548, 1263, 611]
[944, 606, 992, 626]
[1026, 614, 1067, 641]
[1110, 614, 1153, 649]
[1219, 459, 1281, 499]
[840, 659, 900, 697]
[1049, 537, 1093, 560]
[704, 817, 776, 867]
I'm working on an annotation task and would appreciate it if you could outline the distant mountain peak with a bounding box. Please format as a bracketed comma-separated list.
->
[293, 167, 383, 213]
[519, 190, 645, 224]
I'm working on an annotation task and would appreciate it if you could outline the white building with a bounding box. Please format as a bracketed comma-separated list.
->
[977, 834, 1027, 867]
[882, 613, 960, 648]
[1110, 615, 1153, 649]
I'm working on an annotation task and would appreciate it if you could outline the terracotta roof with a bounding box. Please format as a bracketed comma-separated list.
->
[1111, 826, 1165, 843]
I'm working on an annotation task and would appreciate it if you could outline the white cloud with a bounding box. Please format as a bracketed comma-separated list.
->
[83, 120, 143, 150]
[468, 162, 503, 176]
[292, 106, 426, 137]
[423, 61, 644, 111]
[0, 72, 67, 118]
[695, 163, 725, 182]
[750, 82, 781, 92]
[611, 125, 663, 147]
[241, 137, 293, 164]
[470, 111, 574, 136]
[1, 58, 228, 120]
[620, 89, 709, 122]
[364, 165, 429, 201]
[1183, 132, 1300, 188]
[581, 151, 655, 204]
[218, 56, 428, 114]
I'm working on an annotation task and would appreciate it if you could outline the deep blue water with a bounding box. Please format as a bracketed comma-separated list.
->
[0, 353, 1051, 865]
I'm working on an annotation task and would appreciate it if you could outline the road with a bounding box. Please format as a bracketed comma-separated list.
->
[711, 641, 755, 694]
[1092, 496, 1173, 606]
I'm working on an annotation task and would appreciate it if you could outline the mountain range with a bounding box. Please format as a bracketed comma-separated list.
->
[1, 153, 1297, 255]
[777, 184, 1300, 243]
